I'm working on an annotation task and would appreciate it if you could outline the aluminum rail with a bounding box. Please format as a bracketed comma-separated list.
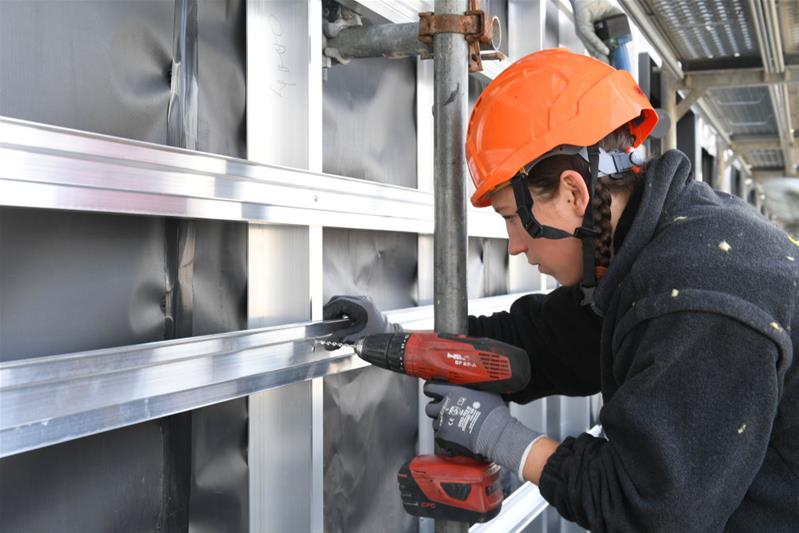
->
[469, 425, 603, 533]
[0, 117, 505, 239]
[0, 293, 533, 458]
[469, 483, 549, 533]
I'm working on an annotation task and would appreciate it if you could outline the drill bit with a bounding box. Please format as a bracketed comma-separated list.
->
[315, 339, 351, 350]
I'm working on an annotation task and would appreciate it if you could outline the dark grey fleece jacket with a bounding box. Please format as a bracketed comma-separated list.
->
[468, 150, 799, 532]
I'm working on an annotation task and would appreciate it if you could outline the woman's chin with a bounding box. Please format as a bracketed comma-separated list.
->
[546, 269, 576, 287]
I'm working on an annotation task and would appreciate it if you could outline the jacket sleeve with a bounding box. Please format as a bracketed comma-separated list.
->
[467, 285, 602, 403]
[538, 311, 781, 532]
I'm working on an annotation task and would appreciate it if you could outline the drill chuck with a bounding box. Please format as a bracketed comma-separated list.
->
[354, 333, 408, 373]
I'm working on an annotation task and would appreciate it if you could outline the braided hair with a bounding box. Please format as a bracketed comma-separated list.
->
[523, 127, 641, 275]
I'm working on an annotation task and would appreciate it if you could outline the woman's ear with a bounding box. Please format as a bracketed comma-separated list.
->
[559, 170, 590, 216]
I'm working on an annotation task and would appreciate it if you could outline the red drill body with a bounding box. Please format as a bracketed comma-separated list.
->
[353, 332, 530, 394]
[352, 332, 531, 523]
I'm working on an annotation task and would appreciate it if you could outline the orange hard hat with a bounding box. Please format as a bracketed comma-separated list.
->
[466, 48, 659, 207]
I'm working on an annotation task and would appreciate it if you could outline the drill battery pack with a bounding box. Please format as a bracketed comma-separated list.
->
[397, 455, 503, 523]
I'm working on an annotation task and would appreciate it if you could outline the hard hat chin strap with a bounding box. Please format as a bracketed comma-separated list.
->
[509, 144, 604, 306]
[510, 175, 601, 241]
[511, 176, 575, 240]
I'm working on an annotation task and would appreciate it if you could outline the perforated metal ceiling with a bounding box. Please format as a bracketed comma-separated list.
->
[643, 0, 799, 174]
[649, 0, 758, 61]
[706, 86, 778, 136]
[779, 0, 799, 54]
[747, 148, 785, 168]
[641, 0, 798, 231]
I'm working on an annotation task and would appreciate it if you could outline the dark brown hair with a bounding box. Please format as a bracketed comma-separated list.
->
[524, 127, 640, 272]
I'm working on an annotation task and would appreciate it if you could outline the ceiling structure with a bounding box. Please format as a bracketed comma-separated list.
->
[621, 0, 799, 230]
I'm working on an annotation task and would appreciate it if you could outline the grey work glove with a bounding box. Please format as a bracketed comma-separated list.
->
[424, 382, 544, 479]
[570, 0, 624, 62]
[322, 295, 401, 348]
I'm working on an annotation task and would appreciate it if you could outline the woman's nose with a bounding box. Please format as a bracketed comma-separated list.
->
[507, 234, 527, 256]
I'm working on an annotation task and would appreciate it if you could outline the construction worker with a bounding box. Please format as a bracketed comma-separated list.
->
[325, 49, 799, 531]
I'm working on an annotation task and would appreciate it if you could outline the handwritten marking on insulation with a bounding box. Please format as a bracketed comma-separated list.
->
[267, 14, 297, 97]
[673, 216, 688, 222]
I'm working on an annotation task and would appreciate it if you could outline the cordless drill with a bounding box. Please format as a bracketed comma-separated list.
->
[347, 331, 531, 523]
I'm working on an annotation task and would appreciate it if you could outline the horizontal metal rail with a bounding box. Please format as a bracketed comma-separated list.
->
[0, 293, 530, 458]
[469, 424, 603, 533]
[0, 117, 505, 239]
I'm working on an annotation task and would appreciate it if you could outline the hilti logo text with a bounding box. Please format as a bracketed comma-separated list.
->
[446, 353, 477, 368]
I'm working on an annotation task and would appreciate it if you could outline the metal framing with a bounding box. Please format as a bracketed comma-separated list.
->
[0, 1, 597, 532]
[0, 294, 527, 459]
[0, 318, 354, 458]
[0, 117, 505, 239]
[247, 2, 325, 531]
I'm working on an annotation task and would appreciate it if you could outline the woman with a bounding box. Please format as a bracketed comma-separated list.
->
[325, 49, 799, 531]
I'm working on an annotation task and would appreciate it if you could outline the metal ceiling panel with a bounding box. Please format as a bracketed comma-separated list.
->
[778, 0, 799, 54]
[647, 0, 758, 61]
[747, 148, 785, 168]
[706, 86, 778, 136]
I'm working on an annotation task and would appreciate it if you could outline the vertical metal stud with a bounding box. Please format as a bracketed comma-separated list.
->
[247, 1, 320, 531]
[247, 0, 312, 167]
[417, 55, 437, 533]
[308, 0, 325, 530]
[310, 223, 325, 533]
[508, 0, 547, 58]
[248, 225, 312, 533]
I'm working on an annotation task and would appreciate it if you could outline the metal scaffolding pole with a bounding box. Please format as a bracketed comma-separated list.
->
[433, 2, 469, 532]
[433, 0, 469, 337]
[325, 22, 432, 60]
